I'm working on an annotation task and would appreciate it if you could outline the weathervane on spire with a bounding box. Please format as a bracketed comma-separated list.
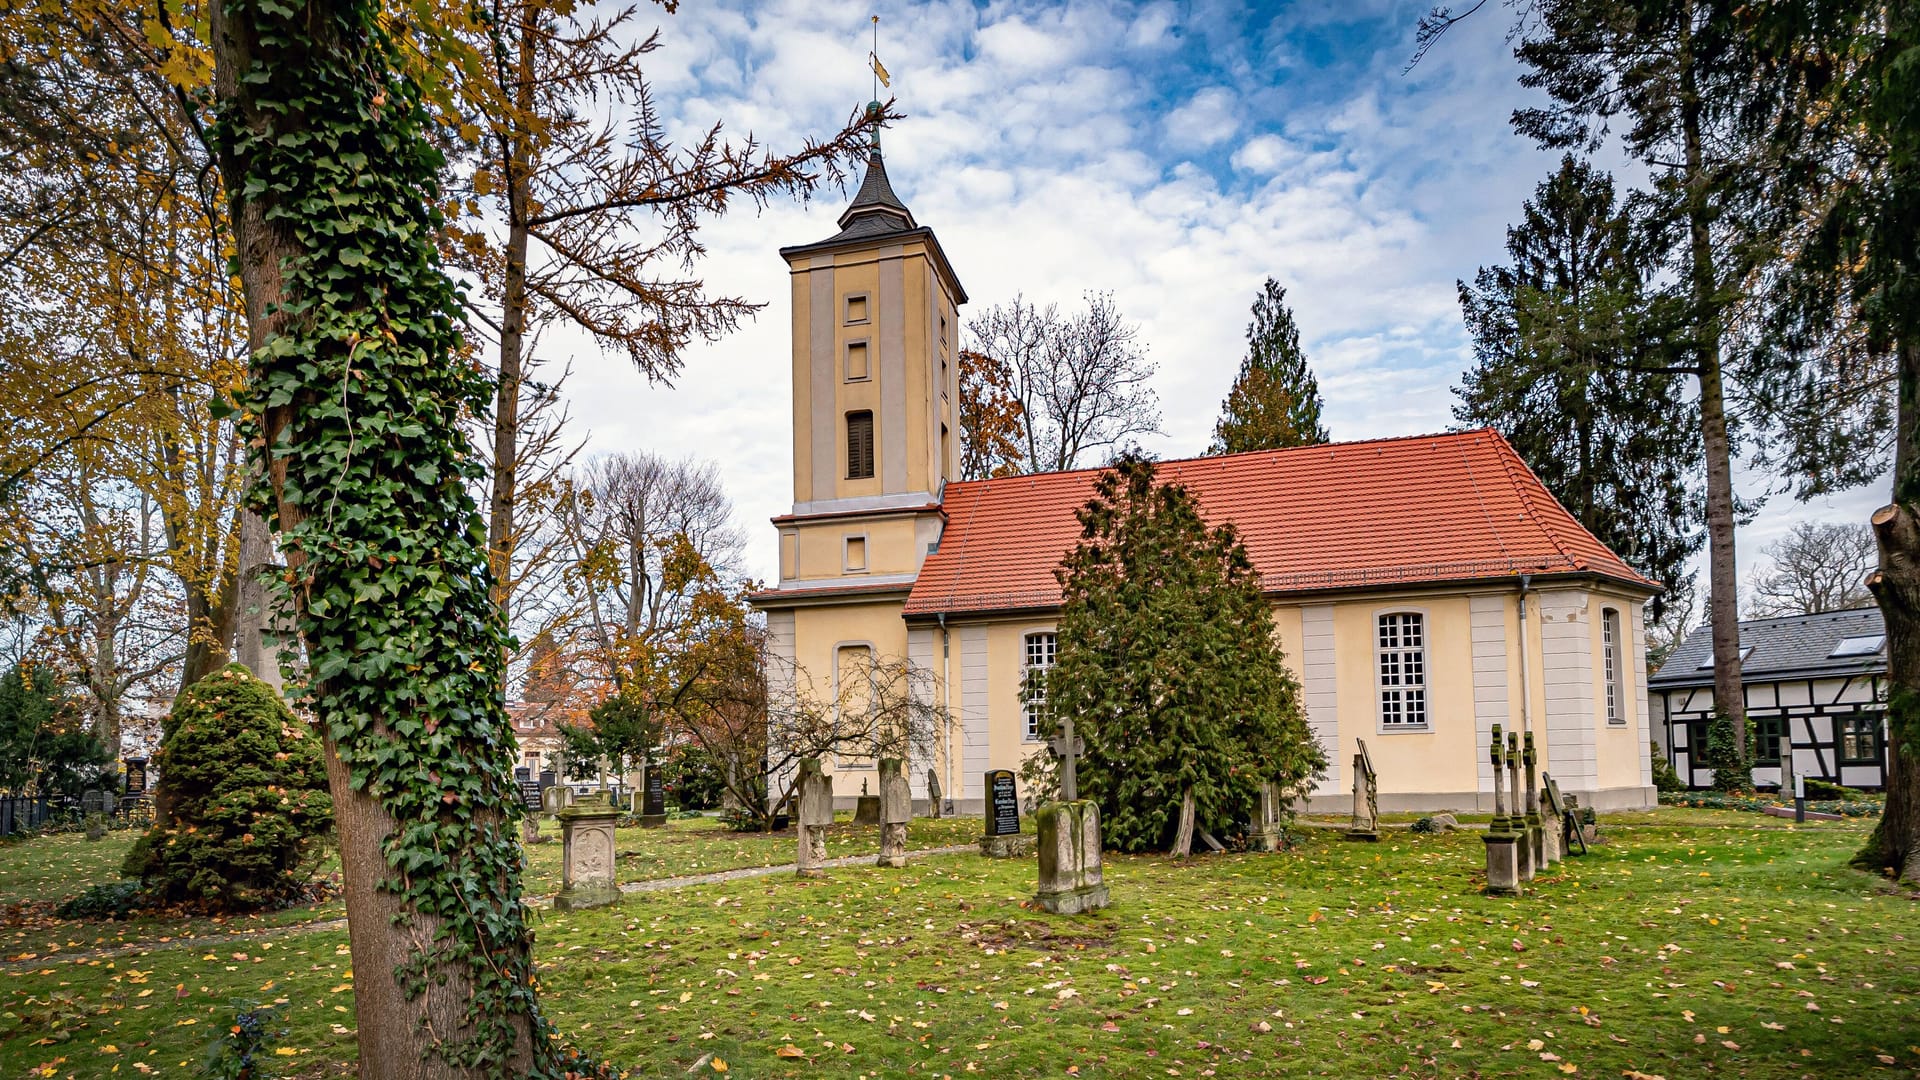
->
[868, 15, 890, 150]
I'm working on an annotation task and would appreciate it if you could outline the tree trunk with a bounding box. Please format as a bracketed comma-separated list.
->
[1680, 16, 1747, 762]
[180, 549, 240, 689]
[210, 6, 537, 1075]
[486, 11, 537, 630]
[1859, 337, 1920, 886]
[1171, 788, 1196, 857]
[231, 506, 282, 689]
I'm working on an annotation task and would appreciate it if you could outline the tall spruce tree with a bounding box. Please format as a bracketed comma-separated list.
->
[1210, 279, 1330, 453]
[1734, 0, 1918, 883]
[1509, 0, 1767, 760]
[1455, 156, 1703, 613]
[1045, 456, 1324, 855]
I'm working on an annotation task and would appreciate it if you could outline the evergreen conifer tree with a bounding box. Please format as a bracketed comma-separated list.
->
[1209, 279, 1329, 453]
[1045, 456, 1323, 854]
[1454, 157, 1703, 615]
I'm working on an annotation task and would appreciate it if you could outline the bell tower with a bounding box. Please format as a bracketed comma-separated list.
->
[766, 106, 967, 593]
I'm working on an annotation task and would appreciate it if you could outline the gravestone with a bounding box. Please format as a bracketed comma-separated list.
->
[1507, 731, 1532, 881]
[979, 770, 1032, 857]
[541, 784, 572, 815]
[554, 792, 621, 910]
[1522, 732, 1545, 873]
[854, 776, 882, 825]
[82, 790, 114, 842]
[1483, 723, 1521, 895]
[638, 764, 668, 828]
[1253, 781, 1284, 852]
[795, 758, 834, 878]
[926, 768, 943, 818]
[1346, 740, 1379, 841]
[122, 758, 148, 795]
[1033, 800, 1109, 914]
[877, 758, 911, 868]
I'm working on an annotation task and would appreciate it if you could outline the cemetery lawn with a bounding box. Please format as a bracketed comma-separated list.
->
[2, 815, 1912, 1079]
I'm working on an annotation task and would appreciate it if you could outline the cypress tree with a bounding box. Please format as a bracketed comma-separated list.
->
[1046, 455, 1324, 854]
[1209, 279, 1329, 453]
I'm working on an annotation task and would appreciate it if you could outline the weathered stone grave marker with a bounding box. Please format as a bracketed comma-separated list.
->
[1522, 731, 1544, 872]
[554, 792, 620, 910]
[1346, 739, 1379, 841]
[1507, 730, 1532, 881]
[1254, 782, 1284, 852]
[926, 768, 943, 818]
[795, 758, 834, 878]
[1034, 800, 1109, 913]
[82, 789, 115, 841]
[853, 776, 882, 825]
[979, 769, 1030, 857]
[878, 758, 910, 868]
[1483, 723, 1521, 895]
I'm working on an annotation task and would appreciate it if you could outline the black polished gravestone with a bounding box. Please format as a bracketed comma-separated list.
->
[639, 765, 668, 828]
[979, 770, 1031, 857]
[123, 758, 148, 795]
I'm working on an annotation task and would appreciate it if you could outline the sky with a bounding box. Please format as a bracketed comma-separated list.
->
[532, 0, 1884, 603]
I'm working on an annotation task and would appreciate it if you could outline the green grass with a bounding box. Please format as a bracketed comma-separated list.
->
[3, 812, 1913, 1078]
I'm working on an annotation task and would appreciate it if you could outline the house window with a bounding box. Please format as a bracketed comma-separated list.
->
[1838, 714, 1883, 765]
[1603, 608, 1623, 725]
[1022, 632, 1057, 741]
[1754, 716, 1787, 765]
[845, 294, 869, 324]
[847, 411, 874, 479]
[845, 340, 870, 381]
[1376, 613, 1428, 731]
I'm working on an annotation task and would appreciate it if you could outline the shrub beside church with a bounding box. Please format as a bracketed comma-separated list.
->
[125, 665, 333, 910]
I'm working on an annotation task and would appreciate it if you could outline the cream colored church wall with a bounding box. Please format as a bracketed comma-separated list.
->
[786, 600, 911, 794]
[1326, 593, 1482, 800]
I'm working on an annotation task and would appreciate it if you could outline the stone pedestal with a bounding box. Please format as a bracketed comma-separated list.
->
[554, 794, 621, 911]
[853, 795, 882, 825]
[877, 759, 911, 868]
[1253, 782, 1284, 852]
[1483, 831, 1521, 896]
[795, 758, 833, 878]
[1034, 800, 1109, 914]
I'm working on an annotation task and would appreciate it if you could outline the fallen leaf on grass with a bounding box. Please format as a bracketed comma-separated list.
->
[774, 1045, 805, 1058]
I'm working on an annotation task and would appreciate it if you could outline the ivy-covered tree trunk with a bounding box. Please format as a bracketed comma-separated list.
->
[209, 2, 575, 1075]
[1862, 338, 1920, 885]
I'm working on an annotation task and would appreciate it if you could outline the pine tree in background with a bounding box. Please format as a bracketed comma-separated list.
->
[1454, 157, 1703, 616]
[1209, 278, 1329, 454]
[1046, 456, 1324, 855]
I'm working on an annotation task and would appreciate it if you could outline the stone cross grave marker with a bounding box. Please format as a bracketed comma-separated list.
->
[1048, 716, 1084, 802]
[1345, 739, 1379, 841]
[1483, 723, 1520, 895]
[1522, 731, 1544, 871]
[1507, 730, 1532, 881]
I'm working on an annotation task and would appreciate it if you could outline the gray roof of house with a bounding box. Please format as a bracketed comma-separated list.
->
[1648, 606, 1886, 689]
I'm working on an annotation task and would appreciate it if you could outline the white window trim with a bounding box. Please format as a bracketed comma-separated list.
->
[1374, 608, 1431, 734]
[1602, 607, 1624, 726]
[1019, 627, 1058, 743]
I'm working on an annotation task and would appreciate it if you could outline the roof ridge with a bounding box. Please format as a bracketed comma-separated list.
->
[940, 428, 1504, 494]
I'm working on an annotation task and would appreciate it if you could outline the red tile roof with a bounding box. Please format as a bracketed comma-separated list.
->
[902, 429, 1656, 618]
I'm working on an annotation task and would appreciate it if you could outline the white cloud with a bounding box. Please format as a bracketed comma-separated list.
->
[520, 0, 1885, 595]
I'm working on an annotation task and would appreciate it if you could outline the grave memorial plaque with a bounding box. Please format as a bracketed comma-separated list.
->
[639, 765, 668, 828]
[123, 758, 147, 795]
[986, 770, 1019, 836]
[519, 778, 543, 811]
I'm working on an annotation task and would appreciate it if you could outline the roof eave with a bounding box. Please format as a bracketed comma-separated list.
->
[779, 225, 969, 305]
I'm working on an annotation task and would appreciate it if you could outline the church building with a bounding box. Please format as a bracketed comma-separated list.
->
[750, 120, 1660, 816]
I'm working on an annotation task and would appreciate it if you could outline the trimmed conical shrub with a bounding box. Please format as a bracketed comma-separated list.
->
[124, 666, 333, 910]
